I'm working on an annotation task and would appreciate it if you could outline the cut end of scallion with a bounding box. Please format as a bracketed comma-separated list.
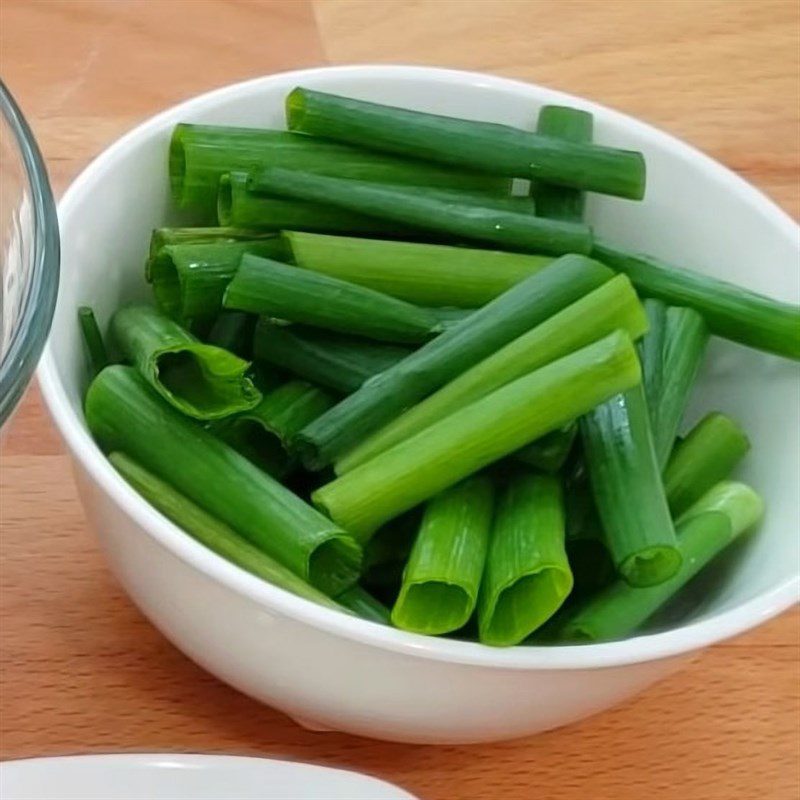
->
[619, 545, 683, 588]
[285, 87, 306, 130]
[392, 581, 473, 635]
[309, 536, 364, 597]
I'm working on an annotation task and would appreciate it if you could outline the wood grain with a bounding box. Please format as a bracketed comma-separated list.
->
[1, 2, 798, 798]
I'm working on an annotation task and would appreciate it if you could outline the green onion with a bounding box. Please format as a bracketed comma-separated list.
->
[336, 273, 644, 473]
[286, 87, 646, 200]
[639, 303, 709, 467]
[170, 123, 509, 216]
[312, 330, 641, 539]
[78, 306, 109, 376]
[336, 585, 392, 624]
[512, 423, 578, 474]
[214, 380, 335, 478]
[594, 241, 800, 360]
[252, 319, 412, 394]
[282, 231, 553, 308]
[148, 227, 276, 260]
[580, 385, 681, 587]
[147, 239, 286, 321]
[108, 451, 343, 610]
[255, 168, 593, 256]
[531, 105, 594, 220]
[206, 311, 256, 358]
[478, 473, 572, 646]
[297, 255, 613, 470]
[110, 304, 260, 420]
[556, 481, 764, 642]
[392, 475, 494, 635]
[664, 412, 750, 516]
[218, 171, 421, 235]
[86, 366, 361, 595]
[223, 254, 442, 344]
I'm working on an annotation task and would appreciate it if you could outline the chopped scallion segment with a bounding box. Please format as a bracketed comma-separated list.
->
[78, 306, 109, 377]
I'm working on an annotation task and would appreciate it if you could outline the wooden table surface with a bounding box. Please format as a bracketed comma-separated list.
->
[1, 1, 798, 797]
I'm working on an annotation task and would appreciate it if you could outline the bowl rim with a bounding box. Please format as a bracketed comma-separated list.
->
[38, 64, 800, 671]
[0, 79, 60, 426]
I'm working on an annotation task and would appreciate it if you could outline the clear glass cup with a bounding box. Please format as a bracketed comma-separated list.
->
[0, 80, 60, 427]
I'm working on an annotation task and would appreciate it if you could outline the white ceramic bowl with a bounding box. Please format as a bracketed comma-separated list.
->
[39, 65, 800, 744]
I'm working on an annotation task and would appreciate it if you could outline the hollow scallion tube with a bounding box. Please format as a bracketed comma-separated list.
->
[223, 254, 441, 344]
[170, 123, 510, 216]
[512, 423, 578, 474]
[593, 241, 800, 360]
[78, 306, 109, 377]
[336, 585, 392, 624]
[555, 481, 765, 642]
[297, 255, 613, 470]
[478, 473, 572, 646]
[312, 330, 641, 539]
[255, 168, 592, 256]
[147, 239, 286, 321]
[214, 380, 335, 478]
[111, 304, 260, 420]
[580, 385, 681, 587]
[664, 412, 750, 516]
[148, 227, 277, 260]
[286, 87, 646, 200]
[336, 273, 644, 473]
[218, 171, 422, 235]
[392, 475, 494, 635]
[531, 105, 594, 220]
[283, 231, 553, 308]
[86, 366, 361, 595]
[108, 451, 343, 610]
[252, 319, 412, 394]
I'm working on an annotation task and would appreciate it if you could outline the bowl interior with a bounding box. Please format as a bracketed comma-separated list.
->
[42, 67, 799, 650]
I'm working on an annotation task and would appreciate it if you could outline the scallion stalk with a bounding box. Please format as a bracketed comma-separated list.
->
[297, 255, 613, 470]
[478, 473, 572, 646]
[78, 306, 109, 377]
[335, 585, 391, 624]
[148, 226, 277, 260]
[392, 475, 494, 635]
[223, 254, 442, 344]
[312, 330, 641, 539]
[86, 366, 361, 595]
[336, 273, 644, 473]
[110, 304, 260, 420]
[286, 87, 646, 200]
[255, 167, 594, 256]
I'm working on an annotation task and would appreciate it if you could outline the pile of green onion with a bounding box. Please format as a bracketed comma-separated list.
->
[80, 88, 799, 646]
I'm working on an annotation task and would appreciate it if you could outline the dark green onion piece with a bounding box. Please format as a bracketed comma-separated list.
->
[594, 241, 800, 360]
[664, 412, 750, 516]
[580, 385, 681, 587]
[252, 319, 412, 394]
[170, 122, 509, 216]
[336, 272, 643, 473]
[531, 105, 594, 220]
[255, 168, 593, 256]
[223, 254, 441, 344]
[337, 585, 392, 624]
[297, 254, 613, 470]
[147, 239, 286, 321]
[513, 423, 578, 474]
[214, 380, 335, 478]
[78, 306, 109, 377]
[283, 231, 553, 308]
[286, 87, 645, 200]
[556, 481, 764, 642]
[86, 366, 361, 595]
[148, 227, 276, 260]
[111, 303, 260, 420]
[206, 311, 256, 358]
[392, 475, 494, 635]
[478, 473, 572, 647]
[108, 451, 342, 610]
[218, 171, 421, 235]
[312, 331, 641, 539]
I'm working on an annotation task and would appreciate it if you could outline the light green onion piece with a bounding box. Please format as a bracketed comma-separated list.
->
[111, 303, 260, 420]
[478, 473, 573, 646]
[392, 475, 494, 635]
